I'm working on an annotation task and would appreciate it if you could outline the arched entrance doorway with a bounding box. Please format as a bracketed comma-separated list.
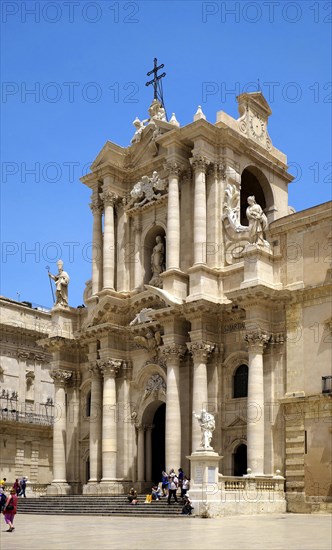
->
[233, 443, 247, 476]
[151, 403, 166, 483]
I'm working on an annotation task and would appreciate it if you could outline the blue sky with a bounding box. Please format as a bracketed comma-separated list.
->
[1, 0, 331, 308]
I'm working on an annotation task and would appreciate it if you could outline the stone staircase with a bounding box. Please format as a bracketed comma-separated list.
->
[17, 495, 185, 517]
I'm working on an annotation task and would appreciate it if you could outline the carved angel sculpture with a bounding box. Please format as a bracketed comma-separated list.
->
[134, 329, 162, 351]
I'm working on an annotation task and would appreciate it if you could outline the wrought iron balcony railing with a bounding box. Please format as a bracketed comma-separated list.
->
[0, 408, 54, 426]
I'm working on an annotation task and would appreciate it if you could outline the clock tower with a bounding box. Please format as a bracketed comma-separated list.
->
[237, 91, 272, 150]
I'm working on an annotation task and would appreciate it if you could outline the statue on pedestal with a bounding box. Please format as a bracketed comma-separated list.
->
[48, 260, 70, 307]
[246, 195, 268, 246]
[193, 409, 215, 450]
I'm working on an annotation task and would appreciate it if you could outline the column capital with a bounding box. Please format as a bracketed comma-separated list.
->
[187, 342, 215, 362]
[161, 344, 186, 360]
[89, 201, 103, 215]
[50, 368, 72, 386]
[88, 362, 102, 379]
[245, 330, 270, 353]
[100, 189, 119, 207]
[190, 154, 211, 171]
[163, 160, 185, 177]
[98, 359, 121, 378]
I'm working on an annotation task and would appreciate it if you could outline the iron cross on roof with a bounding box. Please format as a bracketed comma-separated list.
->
[146, 58, 166, 100]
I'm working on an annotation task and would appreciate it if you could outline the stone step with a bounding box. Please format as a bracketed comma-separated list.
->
[16, 495, 186, 517]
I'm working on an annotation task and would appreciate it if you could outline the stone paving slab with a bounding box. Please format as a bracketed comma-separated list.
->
[1, 513, 331, 550]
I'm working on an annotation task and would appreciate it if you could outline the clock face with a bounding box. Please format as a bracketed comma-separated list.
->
[250, 115, 264, 138]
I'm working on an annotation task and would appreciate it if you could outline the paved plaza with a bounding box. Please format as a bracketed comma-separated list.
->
[1, 513, 331, 550]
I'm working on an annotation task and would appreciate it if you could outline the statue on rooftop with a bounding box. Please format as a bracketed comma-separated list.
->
[48, 260, 70, 307]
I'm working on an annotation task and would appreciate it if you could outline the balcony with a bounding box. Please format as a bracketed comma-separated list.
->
[0, 408, 54, 426]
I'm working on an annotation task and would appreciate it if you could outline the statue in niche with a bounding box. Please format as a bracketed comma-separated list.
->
[149, 235, 165, 288]
[246, 196, 269, 246]
[193, 409, 216, 450]
[48, 260, 70, 307]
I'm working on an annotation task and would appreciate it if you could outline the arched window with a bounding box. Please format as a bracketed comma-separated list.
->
[233, 364, 248, 398]
[86, 390, 91, 418]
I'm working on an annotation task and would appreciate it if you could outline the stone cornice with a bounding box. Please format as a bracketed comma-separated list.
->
[270, 201, 332, 234]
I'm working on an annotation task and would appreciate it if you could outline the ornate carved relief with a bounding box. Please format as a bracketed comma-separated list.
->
[125, 171, 167, 209]
[244, 330, 270, 352]
[143, 374, 166, 400]
[187, 342, 215, 362]
[98, 359, 121, 378]
[134, 329, 162, 352]
[50, 369, 72, 386]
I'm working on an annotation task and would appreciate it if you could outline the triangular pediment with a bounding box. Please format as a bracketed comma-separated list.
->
[227, 416, 247, 428]
[91, 141, 126, 170]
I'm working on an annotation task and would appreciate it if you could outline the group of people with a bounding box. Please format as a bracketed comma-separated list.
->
[0, 476, 27, 533]
[127, 468, 194, 515]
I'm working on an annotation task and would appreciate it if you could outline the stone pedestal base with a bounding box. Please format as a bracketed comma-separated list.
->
[161, 269, 188, 300]
[187, 265, 226, 303]
[241, 244, 280, 289]
[187, 449, 223, 516]
[46, 482, 72, 496]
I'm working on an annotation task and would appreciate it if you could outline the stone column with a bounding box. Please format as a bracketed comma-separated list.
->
[133, 217, 142, 289]
[100, 359, 121, 481]
[245, 331, 270, 475]
[145, 424, 154, 481]
[101, 188, 118, 290]
[190, 156, 210, 265]
[137, 424, 145, 481]
[50, 369, 72, 486]
[122, 363, 132, 480]
[88, 363, 103, 482]
[164, 161, 181, 270]
[187, 343, 214, 452]
[162, 345, 185, 471]
[89, 195, 103, 294]
[66, 373, 81, 490]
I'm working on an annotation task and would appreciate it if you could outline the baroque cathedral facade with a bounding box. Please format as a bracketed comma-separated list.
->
[1, 92, 331, 513]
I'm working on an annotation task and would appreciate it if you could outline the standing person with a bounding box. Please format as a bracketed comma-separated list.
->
[0, 477, 6, 489]
[167, 473, 178, 504]
[19, 477, 27, 498]
[0, 488, 7, 512]
[181, 476, 190, 500]
[3, 488, 18, 532]
[161, 470, 169, 497]
[13, 479, 20, 496]
[178, 468, 184, 494]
